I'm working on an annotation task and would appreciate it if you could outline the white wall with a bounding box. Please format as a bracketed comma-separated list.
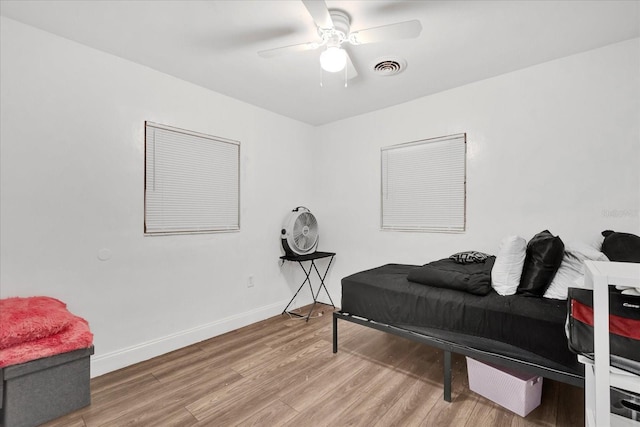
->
[313, 38, 640, 302]
[2, 16, 638, 377]
[0, 17, 316, 376]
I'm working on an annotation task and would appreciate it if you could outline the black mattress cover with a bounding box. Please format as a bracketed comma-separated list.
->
[341, 263, 582, 374]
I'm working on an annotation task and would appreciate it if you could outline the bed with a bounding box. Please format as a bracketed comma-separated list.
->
[332, 260, 585, 401]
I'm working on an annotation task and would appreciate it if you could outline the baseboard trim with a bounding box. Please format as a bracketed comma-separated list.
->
[90, 300, 286, 377]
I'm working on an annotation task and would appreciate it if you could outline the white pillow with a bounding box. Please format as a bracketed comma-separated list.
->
[544, 241, 609, 300]
[491, 236, 527, 296]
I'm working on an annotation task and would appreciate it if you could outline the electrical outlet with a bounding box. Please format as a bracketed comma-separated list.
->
[248, 275, 254, 288]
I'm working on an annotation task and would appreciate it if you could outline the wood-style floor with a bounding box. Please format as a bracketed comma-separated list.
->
[43, 304, 584, 426]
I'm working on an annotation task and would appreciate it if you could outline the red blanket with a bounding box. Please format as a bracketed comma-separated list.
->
[0, 296, 93, 368]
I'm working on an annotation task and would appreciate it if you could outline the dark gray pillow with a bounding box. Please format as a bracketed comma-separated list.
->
[601, 230, 640, 262]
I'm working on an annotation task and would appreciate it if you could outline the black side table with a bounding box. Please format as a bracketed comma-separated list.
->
[280, 251, 336, 322]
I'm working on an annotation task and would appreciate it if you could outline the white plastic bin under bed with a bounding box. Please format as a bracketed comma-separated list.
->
[466, 356, 543, 417]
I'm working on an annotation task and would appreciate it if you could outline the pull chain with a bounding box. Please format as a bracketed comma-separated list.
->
[344, 63, 348, 88]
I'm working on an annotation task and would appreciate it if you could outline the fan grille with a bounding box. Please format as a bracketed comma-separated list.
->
[293, 212, 318, 251]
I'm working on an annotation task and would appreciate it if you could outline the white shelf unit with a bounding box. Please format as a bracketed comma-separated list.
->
[582, 261, 640, 427]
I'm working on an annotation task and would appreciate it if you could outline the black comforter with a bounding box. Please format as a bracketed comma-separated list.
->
[341, 263, 581, 373]
[407, 257, 495, 295]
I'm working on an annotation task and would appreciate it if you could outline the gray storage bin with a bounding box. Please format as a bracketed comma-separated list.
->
[0, 346, 93, 427]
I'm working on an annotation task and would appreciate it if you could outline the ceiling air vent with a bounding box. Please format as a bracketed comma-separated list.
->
[372, 58, 406, 76]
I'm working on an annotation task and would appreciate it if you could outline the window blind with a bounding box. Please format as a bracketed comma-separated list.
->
[144, 122, 240, 234]
[381, 133, 466, 232]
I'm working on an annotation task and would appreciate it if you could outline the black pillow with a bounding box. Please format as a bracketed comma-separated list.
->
[517, 230, 565, 297]
[601, 230, 640, 262]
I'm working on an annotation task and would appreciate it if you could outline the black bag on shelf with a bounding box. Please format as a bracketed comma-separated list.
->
[567, 287, 640, 364]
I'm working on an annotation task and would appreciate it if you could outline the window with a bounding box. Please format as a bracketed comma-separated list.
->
[381, 133, 466, 232]
[144, 121, 240, 235]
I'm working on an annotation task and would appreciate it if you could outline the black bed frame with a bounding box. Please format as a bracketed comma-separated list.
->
[333, 311, 584, 402]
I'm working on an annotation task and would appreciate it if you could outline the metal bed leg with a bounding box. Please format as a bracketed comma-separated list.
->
[333, 312, 338, 353]
[444, 350, 452, 402]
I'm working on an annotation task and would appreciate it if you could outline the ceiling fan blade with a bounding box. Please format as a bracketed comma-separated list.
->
[345, 50, 358, 80]
[349, 20, 422, 45]
[258, 41, 320, 58]
[301, 0, 334, 29]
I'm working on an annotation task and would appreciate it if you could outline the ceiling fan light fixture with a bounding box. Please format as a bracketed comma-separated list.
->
[320, 46, 347, 72]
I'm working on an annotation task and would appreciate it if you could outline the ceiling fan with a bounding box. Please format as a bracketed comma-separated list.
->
[258, 0, 422, 80]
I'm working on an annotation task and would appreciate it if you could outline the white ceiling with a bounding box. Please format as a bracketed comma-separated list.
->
[1, 0, 638, 126]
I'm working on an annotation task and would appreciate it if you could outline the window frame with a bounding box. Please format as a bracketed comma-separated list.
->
[380, 133, 467, 233]
[144, 121, 240, 236]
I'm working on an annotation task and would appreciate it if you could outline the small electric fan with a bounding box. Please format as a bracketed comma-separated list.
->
[281, 207, 319, 256]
